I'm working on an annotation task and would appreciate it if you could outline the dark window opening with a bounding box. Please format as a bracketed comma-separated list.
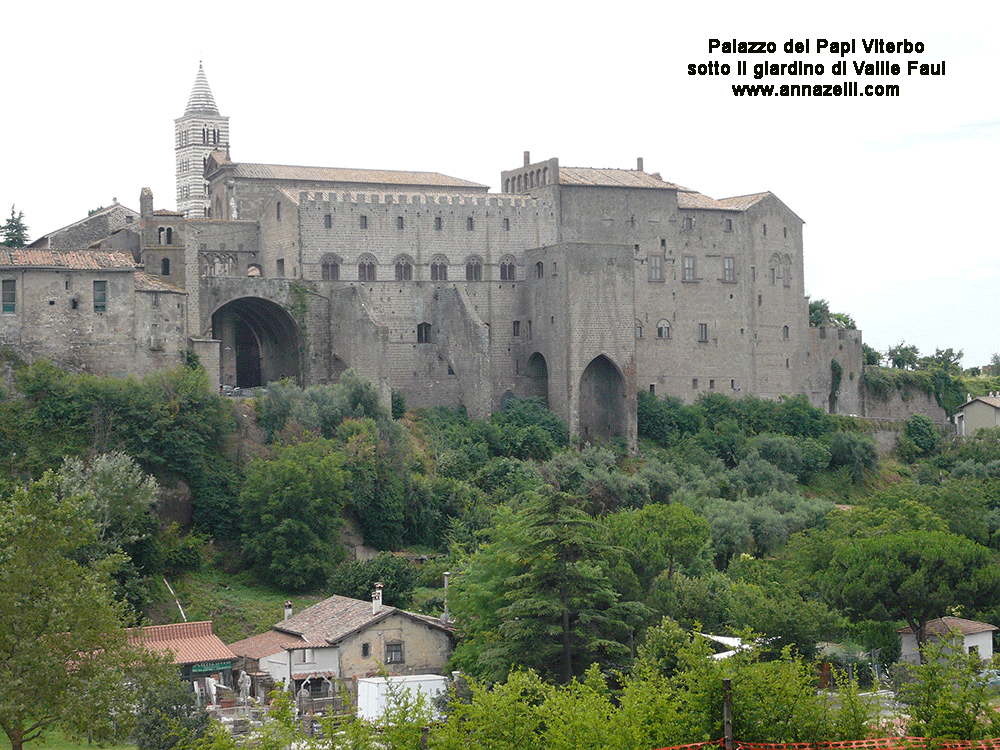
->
[417, 322, 431, 343]
[161, 258, 170, 275]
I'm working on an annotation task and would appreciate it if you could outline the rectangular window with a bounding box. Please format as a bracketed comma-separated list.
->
[93, 281, 107, 313]
[698, 323, 708, 342]
[683, 255, 696, 281]
[276, 202, 281, 221]
[751, 266, 756, 283]
[434, 216, 442, 230]
[386, 643, 403, 664]
[724, 256, 735, 282]
[692, 378, 698, 390]
[683, 217, 693, 231]
[362, 642, 370, 658]
[324, 214, 332, 229]
[724, 218, 733, 232]
[649, 384, 655, 394]
[360, 215, 369, 229]
[503, 217, 510, 231]
[527, 320, 532, 340]
[710, 379, 715, 390]
[513, 320, 520, 337]
[467, 216, 474, 231]
[276, 259, 285, 277]
[1, 280, 14, 314]
[649, 254, 662, 281]
[397, 216, 404, 230]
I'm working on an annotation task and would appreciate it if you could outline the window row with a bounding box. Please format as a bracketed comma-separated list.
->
[647, 254, 736, 283]
[634, 319, 791, 341]
[319, 255, 518, 282]
[343, 214, 506, 232]
[1, 280, 107, 314]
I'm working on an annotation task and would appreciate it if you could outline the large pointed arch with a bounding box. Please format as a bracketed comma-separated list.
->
[525, 352, 549, 405]
[579, 354, 626, 443]
[210, 297, 302, 388]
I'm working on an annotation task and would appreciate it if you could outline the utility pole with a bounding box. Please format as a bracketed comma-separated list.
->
[723, 678, 733, 750]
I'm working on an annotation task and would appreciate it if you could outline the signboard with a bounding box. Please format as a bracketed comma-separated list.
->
[190, 660, 234, 675]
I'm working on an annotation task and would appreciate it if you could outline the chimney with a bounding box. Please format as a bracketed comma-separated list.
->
[283, 601, 293, 620]
[372, 582, 384, 615]
[523, 151, 531, 166]
[441, 571, 451, 624]
[637, 157, 644, 172]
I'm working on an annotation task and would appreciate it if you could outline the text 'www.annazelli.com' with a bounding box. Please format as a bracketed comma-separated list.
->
[732, 82, 900, 97]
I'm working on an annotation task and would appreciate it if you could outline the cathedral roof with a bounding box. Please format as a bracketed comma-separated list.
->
[229, 162, 488, 191]
[184, 63, 220, 116]
[0, 249, 136, 270]
[558, 167, 684, 190]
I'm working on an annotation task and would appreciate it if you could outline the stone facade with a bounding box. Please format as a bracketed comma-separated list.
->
[1, 66, 880, 450]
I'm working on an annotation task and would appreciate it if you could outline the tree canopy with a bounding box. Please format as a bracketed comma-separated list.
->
[1, 205, 28, 248]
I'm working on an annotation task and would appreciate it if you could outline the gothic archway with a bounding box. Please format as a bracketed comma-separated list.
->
[579, 355, 626, 442]
[525, 352, 549, 405]
[211, 297, 302, 388]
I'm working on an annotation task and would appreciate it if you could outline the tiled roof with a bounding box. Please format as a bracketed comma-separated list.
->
[961, 396, 1000, 410]
[185, 63, 220, 116]
[153, 209, 185, 217]
[231, 162, 487, 190]
[135, 272, 185, 293]
[128, 621, 236, 666]
[558, 167, 684, 190]
[677, 191, 771, 211]
[0, 249, 136, 270]
[274, 595, 393, 643]
[898, 617, 998, 636]
[229, 628, 308, 660]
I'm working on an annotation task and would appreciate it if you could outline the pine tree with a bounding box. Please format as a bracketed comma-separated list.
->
[1, 205, 29, 247]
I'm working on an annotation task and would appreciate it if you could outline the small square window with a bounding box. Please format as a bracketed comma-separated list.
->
[386, 642, 403, 663]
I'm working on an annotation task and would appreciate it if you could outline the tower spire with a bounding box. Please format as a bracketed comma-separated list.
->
[185, 62, 220, 116]
[174, 63, 229, 218]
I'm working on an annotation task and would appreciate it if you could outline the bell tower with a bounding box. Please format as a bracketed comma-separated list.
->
[174, 63, 229, 218]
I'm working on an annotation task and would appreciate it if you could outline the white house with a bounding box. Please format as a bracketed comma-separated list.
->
[897, 617, 997, 663]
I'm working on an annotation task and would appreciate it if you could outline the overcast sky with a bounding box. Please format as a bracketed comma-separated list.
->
[3, 1, 996, 366]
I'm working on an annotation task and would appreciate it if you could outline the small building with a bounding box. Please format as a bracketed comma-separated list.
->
[228, 586, 453, 703]
[127, 621, 237, 704]
[356, 674, 450, 722]
[954, 395, 1000, 437]
[897, 617, 998, 663]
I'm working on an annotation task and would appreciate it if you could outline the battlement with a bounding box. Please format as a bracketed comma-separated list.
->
[300, 192, 538, 210]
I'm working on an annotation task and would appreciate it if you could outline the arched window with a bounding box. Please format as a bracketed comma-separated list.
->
[247, 264, 262, 277]
[157, 227, 165, 244]
[504, 178, 510, 193]
[499, 256, 516, 281]
[465, 256, 483, 282]
[542, 166, 549, 184]
[782, 325, 790, 340]
[417, 322, 431, 344]
[535, 261, 544, 279]
[395, 255, 413, 281]
[358, 255, 377, 281]
[656, 320, 670, 339]
[166, 227, 173, 245]
[430, 256, 448, 281]
[635, 320, 643, 339]
[161, 258, 170, 276]
[321, 254, 341, 281]
[517, 175, 523, 192]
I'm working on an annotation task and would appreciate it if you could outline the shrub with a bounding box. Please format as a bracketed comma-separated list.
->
[827, 431, 877, 484]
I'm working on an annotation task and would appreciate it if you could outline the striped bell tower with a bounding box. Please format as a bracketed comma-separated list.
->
[174, 63, 229, 218]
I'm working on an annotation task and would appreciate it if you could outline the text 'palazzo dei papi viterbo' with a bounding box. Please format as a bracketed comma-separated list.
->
[2, 65, 863, 449]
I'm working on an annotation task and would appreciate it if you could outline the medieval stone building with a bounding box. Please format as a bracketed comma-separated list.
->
[1, 65, 865, 448]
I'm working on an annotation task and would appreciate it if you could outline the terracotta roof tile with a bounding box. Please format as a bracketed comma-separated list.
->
[229, 629, 308, 660]
[232, 163, 487, 191]
[0, 249, 136, 270]
[558, 167, 683, 190]
[897, 617, 998, 636]
[128, 621, 236, 666]
[135, 272, 186, 293]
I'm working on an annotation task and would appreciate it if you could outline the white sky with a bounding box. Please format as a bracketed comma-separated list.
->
[3, 1, 996, 365]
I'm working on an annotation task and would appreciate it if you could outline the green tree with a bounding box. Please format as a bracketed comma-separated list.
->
[0, 475, 138, 750]
[450, 490, 649, 683]
[1, 205, 28, 248]
[133, 655, 211, 750]
[328, 551, 417, 608]
[904, 414, 940, 457]
[57, 452, 160, 611]
[239, 438, 349, 591]
[822, 530, 1000, 657]
[863, 343, 882, 366]
[887, 341, 920, 370]
[896, 635, 1000, 739]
